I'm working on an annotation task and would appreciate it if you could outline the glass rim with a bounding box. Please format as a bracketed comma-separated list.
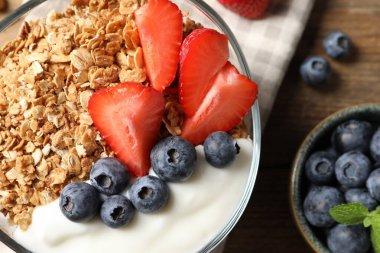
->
[187, 1, 261, 252]
[0, 1, 261, 252]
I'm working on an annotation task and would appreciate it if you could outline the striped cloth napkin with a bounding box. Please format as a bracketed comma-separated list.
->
[0, 0, 315, 252]
[205, 0, 315, 127]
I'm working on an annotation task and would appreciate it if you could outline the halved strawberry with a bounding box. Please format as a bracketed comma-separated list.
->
[88, 82, 165, 177]
[135, 0, 182, 92]
[179, 28, 229, 116]
[181, 62, 258, 145]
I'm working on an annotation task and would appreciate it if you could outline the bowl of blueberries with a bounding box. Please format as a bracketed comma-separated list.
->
[290, 103, 380, 253]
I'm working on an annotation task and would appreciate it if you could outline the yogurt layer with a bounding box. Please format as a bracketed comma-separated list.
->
[13, 139, 253, 253]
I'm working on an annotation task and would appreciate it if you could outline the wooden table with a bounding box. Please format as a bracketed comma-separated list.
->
[224, 0, 380, 252]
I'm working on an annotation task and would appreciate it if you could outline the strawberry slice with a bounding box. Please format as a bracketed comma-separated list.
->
[88, 82, 165, 177]
[181, 62, 258, 145]
[179, 28, 229, 116]
[135, 0, 182, 92]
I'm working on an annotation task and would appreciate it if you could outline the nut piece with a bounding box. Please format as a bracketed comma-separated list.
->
[119, 67, 146, 83]
[79, 90, 93, 109]
[32, 149, 43, 165]
[31, 61, 44, 77]
[120, 0, 138, 15]
[163, 99, 184, 136]
[134, 47, 144, 68]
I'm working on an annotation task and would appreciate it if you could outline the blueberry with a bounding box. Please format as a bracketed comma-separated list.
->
[370, 127, 380, 162]
[323, 31, 353, 59]
[366, 168, 380, 201]
[90, 157, 130, 195]
[100, 195, 135, 228]
[204, 131, 239, 168]
[129, 176, 169, 213]
[345, 188, 378, 211]
[303, 186, 344, 228]
[327, 224, 370, 253]
[151, 136, 196, 182]
[331, 120, 373, 154]
[59, 182, 101, 222]
[300, 56, 330, 85]
[326, 147, 338, 158]
[335, 151, 371, 188]
[305, 150, 336, 185]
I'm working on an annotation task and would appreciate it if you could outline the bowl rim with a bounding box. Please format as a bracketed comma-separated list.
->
[289, 103, 380, 253]
[184, 0, 261, 252]
[0, 0, 262, 252]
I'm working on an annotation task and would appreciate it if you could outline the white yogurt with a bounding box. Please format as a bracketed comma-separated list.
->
[10, 139, 252, 253]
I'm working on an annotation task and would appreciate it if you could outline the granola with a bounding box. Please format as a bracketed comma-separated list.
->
[0, 0, 140, 230]
[0, 0, 247, 230]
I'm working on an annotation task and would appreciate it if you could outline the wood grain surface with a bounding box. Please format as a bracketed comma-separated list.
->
[224, 0, 380, 252]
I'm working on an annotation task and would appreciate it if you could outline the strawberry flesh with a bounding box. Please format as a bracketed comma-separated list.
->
[179, 28, 229, 116]
[135, 0, 183, 92]
[88, 82, 165, 177]
[181, 62, 258, 145]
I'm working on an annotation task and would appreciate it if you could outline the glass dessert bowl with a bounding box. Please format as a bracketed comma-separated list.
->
[0, 0, 261, 252]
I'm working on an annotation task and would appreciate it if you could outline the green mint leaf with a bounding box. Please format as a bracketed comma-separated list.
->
[366, 214, 380, 253]
[366, 214, 380, 224]
[364, 217, 373, 228]
[329, 203, 369, 225]
[371, 224, 380, 253]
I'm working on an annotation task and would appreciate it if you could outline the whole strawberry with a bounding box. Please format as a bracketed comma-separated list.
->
[0, 0, 8, 12]
[218, 0, 271, 19]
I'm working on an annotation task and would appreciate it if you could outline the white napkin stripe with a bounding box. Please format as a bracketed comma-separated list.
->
[204, 0, 315, 126]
